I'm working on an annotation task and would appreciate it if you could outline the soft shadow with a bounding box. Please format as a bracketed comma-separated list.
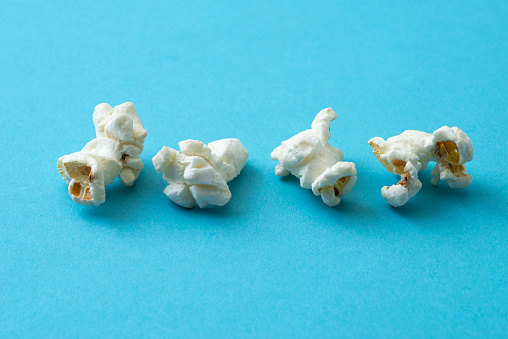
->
[77, 170, 160, 224]
[272, 166, 381, 217]
[75, 162, 262, 232]
[391, 176, 490, 220]
[278, 175, 382, 222]
[279, 173, 300, 183]
[332, 198, 380, 220]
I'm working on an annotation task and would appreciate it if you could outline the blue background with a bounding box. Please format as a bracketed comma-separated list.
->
[1, 0, 507, 337]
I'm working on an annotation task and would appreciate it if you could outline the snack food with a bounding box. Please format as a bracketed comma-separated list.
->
[369, 126, 474, 207]
[271, 108, 357, 206]
[58, 102, 147, 206]
[153, 138, 249, 208]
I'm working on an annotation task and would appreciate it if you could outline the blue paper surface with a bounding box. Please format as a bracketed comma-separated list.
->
[1, 0, 507, 337]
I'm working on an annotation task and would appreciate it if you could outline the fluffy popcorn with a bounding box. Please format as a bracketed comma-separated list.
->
[58, 102, 147, 206]
[153, 138, 249, 208]
[369, 126, 474, 207]
[93, 102, 147, 185]
[271, 108, 357, 207]
[431, 126, 474, 188]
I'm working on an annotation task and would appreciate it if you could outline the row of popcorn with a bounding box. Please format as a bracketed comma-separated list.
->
[58, 103, 473, 208]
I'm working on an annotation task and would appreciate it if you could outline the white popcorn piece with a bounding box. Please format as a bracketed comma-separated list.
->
[271, 108, 357, 207]
[369, 126, 474, 207]
[431, 126, 474, 188]
[153, 138, 249, 208]
[58, 102, 147, 206]
[93, 102, 147, 186]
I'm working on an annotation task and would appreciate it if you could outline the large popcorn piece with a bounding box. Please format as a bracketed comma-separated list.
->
[271, 108, 357, 207]
[369, 126, 474, 207]
[153, 138, 249, 208]
[58, 102, 147, 206]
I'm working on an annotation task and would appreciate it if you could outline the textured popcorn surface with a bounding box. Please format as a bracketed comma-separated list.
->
[153, 138, 249, 208]
[271, 108, 357, 206]
[58, 102, 146, 206]
[369, 126, 474, 207]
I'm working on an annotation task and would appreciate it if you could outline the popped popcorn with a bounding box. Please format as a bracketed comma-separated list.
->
[93, 102, 147, 186]
[57, 102, 147, 206]
[369, 126, 474, 207]
[431, 126, 474, 188]
[153, 138, 249, 208]
[271, 108, 357, 206]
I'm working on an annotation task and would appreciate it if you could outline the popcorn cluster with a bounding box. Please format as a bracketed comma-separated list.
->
[57, 102, 147, 206]
[153, 138, 249, 208]
[271, 108, 357, 206]
[369, 126, 474, 207]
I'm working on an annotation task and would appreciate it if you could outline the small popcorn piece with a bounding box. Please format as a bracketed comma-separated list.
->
[431, 126, 474, 188]
[311, 161, 357, 206]
[271, 108, 357, 207]
[57, 102, 147, 206]
[153, 138, 249, 208]
[379, 161, 423, 207]
[369, 126, 474, 207]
